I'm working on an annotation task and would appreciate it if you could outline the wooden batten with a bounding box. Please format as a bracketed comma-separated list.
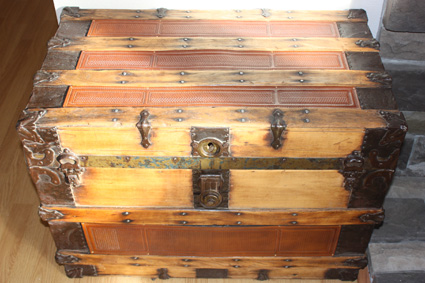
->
[45, 206, 383, 226]
[48, 37, 380, 53]
[60, 8, 368, 22]
[34, 69, 387, 88]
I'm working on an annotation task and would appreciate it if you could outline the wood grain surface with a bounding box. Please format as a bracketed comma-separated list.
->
[0, 1, 365, 282]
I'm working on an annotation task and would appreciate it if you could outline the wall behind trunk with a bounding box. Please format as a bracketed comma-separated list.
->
[53, 0, 384, 37]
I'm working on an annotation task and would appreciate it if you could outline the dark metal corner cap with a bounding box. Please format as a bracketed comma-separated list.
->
[61, 7, 81, 18]
[348, 9, 368, 21]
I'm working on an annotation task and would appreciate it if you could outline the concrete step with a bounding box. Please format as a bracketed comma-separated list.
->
[388, 177, 425, 200]
[373, 272, 425, 283]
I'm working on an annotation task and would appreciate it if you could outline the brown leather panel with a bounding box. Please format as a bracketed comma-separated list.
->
[76, 50, 348, 70]
[82, 224, 340, 257]
[88, 20, 339, 38]
[278, 226, 341, 256]
[63, 86, 359, 108]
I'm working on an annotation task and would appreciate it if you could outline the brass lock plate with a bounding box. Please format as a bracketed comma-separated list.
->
[191, 127, 230, 157]
[193, 169, 229, 209]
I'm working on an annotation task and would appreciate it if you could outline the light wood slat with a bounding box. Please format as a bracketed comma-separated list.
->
[47, 206, 382, 226]
[62, 8, 367, 22]
[37, 107, 387, 129]
[36, 70, 384, 88]
[52, 37, 378, 52]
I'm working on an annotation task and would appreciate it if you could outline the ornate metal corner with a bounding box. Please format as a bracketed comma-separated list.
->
[340, 151, 365, 192]
[48, 37, 71, 49]
[157, 268, 170, 280]
[34, 71, 59, 85]
[191, 127, 230, 157]
[65, 265, 97, 278]
[16, 110, 75, 205]
[257, 270, 270, 281]
[156, 8, 167, 18]
[39, 206, 64, 222]
[355, 39, 380, 50]
[366, 72, 392, 86]
[261, 9, 271, 18]
[55, 251, 81, 265]
[343, 257, 368, 268]
[49, 222, 89, 252]
[347, 9, 367, 20]
[360, 210, 385, 224]
[62, 7, 81, 18]
[57, 149, 84, 186]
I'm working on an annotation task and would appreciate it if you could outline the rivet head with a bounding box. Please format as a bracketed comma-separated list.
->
[304, 118, 310, 123]
[113, 109, 120, 113]
[183, 38, 189, 41]
[124, 219, 132, 223]
[299, 79, 305, 83]
[237, 221, 242, 224]
[112, 118, 118, 122]
[180, 80, 185, 83]
[303, 109, 310, 114]
[236, 10, 241, 13]
[131, 256, 139, 260]
[236, 212, 242, 216]
[292, 213, 298, 216]
[177, 109, 183, 113]
[180, 212, 187, 216]
[298, 71, 303, 75]
[127, 45, 133, 48]
[182, 45, 188, 48]
[237, 38, 243, 41]
[233, 259, 241, 262]
[122, 72, 128, 76]
[176, 118, 183, 122]
[239, 79, 245, 83]
[181, 221, 188, 224]
[135, 15, 140, 18]
[182, 259, 190, 262]
[284, 265, 291, 268]
[180, 71, 185, 75]
[236, 16, 242, 18]
[292, 38, 297, 41]
[120, 81, 127, 84]
[185, 15, 191, 18]
[186, 10, 191, 13]
[239, 71, 244, 75]
[183, 265, 189, 267]
[238, 45, 243, 48]
[293, 45, 298, 48]
[122, 211, 130, 216]
[136, 10, 141, 13]
[290, 221, 297, 225]
[129, 37, 135, 41]
[239, 109, 245, 113]
[240, 118, 246, 123]
[233, 265, 240, 268]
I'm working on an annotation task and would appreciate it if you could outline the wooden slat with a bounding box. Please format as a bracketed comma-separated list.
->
[61, 8, 367, 22]
[37, 107, 387, 129]
[51, 37, 379, 52]
[48, 206, 382, 226]
[35, 69, 386, 88]
[229, 170, 347, 209]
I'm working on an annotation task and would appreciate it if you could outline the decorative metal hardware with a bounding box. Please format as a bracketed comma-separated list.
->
[325, 268, 359, 281]
[193, 170, 229, 209]
[355, 39, 380, 50]
[16, 110, 74, 205]
[62, 7, 81, 18]
[257, 270, 270, 281]
[341, 111, 408, 208]
[57, 149, 84, 186]
[270, 109, 286, 150]
[343, 257, 368, 268]
[191, 127, 230, 157]
[360, 210, 385, 224]
[34, 71, 59, 85]
[366, 72, 392, 86]
[48, 37, 71, 49]
[49, 222, 89, 251]
[156, 8, 167, 18]
[261, 8, 271, 18]
[157, 268, 170, 279]
[55, 252, 80, 265]
[136, 110, 152, 148]
[39, 206, 64, 222]
[347, 9, 367, 20]
[65, 265, 97, 278]
[196, 269, 229, 279]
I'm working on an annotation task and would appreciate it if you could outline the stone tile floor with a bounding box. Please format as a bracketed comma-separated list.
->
[367, 63, 425, 283]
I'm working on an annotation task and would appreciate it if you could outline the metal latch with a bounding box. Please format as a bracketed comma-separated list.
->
[191, 127, 230, 157]
[193, 170, 229, 209]
[270, 109, 286, 150]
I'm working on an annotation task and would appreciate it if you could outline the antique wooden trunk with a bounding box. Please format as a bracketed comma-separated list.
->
[17, 7, 407, 281]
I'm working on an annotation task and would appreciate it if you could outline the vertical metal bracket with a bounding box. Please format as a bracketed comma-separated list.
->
[270, 109, 286, 150]
[136, 110, 152, 148]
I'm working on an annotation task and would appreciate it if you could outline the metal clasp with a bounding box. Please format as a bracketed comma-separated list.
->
[57, 149, 83, 186]
[136, 110, 151, 148]
[270, 109, 286, 150]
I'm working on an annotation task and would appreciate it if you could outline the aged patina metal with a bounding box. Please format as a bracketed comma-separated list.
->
[157, 268, 170, 279]
[359, 210, 385, 224]
[355, 39, 380, 50]
[270, 109, 286, 150]
[366, 72, 392, 86]
[156, 8, 167, 18]
[49, 222, 89, 252]
[196, 269, 229, 279]
[261, 8, 271, 18]
[257, 270, 270, 281]
[79, 156, 341, 170]
[33, 71, 59, 85]
[347, 9, 367, 20]
[65, 265, 97, 278]
[193, 170, 230, 209]
[39, 206, 65, 222]
[62, 7, 81, 18]
[191, 127, 230, 157]
[55, 252, 81, 265]
[136, 110, 152, 148]
[57, 148, 84, 186]
[324, 268, 359, 281]
[16, 110, 75, 205]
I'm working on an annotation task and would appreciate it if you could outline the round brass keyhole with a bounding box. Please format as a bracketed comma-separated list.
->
[198, 138, 223, 157]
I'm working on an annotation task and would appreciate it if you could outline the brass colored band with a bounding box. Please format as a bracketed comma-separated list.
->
[79, 155, 342, 170]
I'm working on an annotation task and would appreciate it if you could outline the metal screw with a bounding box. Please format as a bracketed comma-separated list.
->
[182, 259, 190, 262]
[176, 118, 183, 122]
[129, 37, 134, 41]
[239, 79, 245, 83]
[233, 265, 240, 268]
[124, 219, 132, 223]
[240, 118, 246, 123]
[122, 72, 128, 76]
[180, 80, 185, 83]
[122, 211, 130, 216]
[236, 212, 242, 216]
[239, 109, 245, 113]
[113, 108, 120, 112]
[239, 71, 244, 75]
[181, 221, 188, 224]
[298, 71, 303, 76]
[180, 212, 187, 216]
[185, 15, 191, 18]
[284, 259, 292, 262]
[238, 45, 243, 48]
[299, 79, 305, 83]
[237, 38, 243, 41]
[112, 118, 118, 122]
[303, 109, 310, 114]
[177, 109, 183, 113]
[173, 157, 178, 161]
[183, 38, 189, 41]
[132, 256, 139, 260]
[281, 158, 286, 162]
[284, 265, 291, 268]
[180, 71, 185, 75]
[120, 81, 127, 84]
[237, 221, 242, 224]
[182, 45, 188, 48]
[128, 45, 133, 48]
[304, 118, 310, 123]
